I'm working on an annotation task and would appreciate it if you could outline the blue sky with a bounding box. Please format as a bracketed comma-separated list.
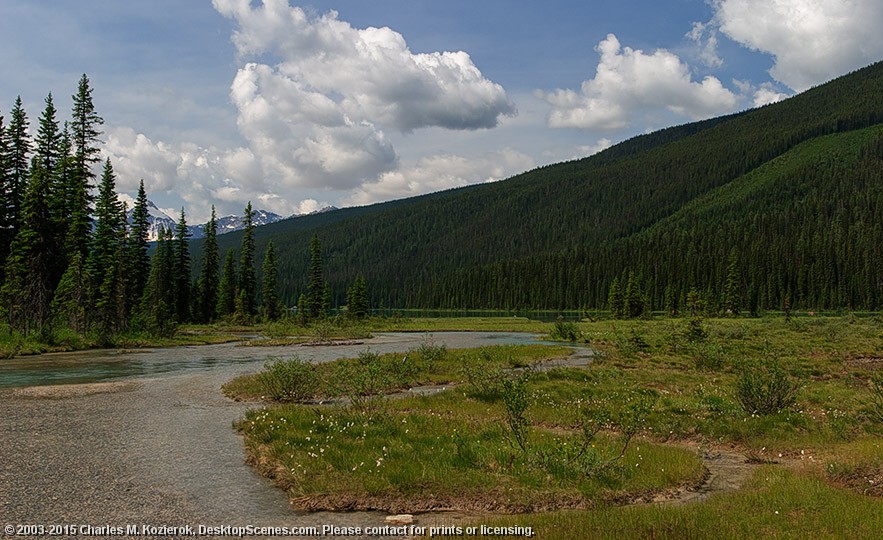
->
[1, 0, 881, 222]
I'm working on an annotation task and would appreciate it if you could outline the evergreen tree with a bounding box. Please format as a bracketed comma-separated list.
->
[34, 93, 61, 173]
[217, 249, 237, 318]
[48, 125, 75, 284]
[173, 208, 191, 323]
[723, 250, 741, 316]
[321, 283, 332, 317]
[88, 159, 124, 340]
[6, 96, 31, 234]
[608, 276, 624, 319]
[196, 206, 219, 323]
[0, 161, 53, 336]
[296, 293, 308, 326]
[625, 271, 644, 319]
[0, 115, 11, 272]
[307, 233, 325, 319]
[127, 180, 150, 303]
[137, 227, 176, 336]
[35, 95, 66, 290]
[68, 74, 103, 261]
[237, 202, 256, 317]
[347, 275, 369, 319]
[51, 251, 87, 333]
[261, 241, 279, 321]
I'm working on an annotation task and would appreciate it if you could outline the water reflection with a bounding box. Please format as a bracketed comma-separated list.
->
[0, 332, 549, 389]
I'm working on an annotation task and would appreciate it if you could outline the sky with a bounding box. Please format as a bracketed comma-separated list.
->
[1, 0, 881, 223]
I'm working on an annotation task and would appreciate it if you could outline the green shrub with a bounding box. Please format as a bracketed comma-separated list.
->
[258, 356, 318, 402]
[735, 359, 797, 415]
[550, 319, 582, 342]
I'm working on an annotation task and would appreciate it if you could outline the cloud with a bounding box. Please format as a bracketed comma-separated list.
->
[686, 22, 724, 68]
[713, 0, 883, 91]
[213, 0, 515, 132]
[344, 148, 535, 206]
[230, 62, 397, 190]
[537, 34, 738, 131]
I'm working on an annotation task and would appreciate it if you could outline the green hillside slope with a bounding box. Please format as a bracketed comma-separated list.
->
[199, 61, 883, 312]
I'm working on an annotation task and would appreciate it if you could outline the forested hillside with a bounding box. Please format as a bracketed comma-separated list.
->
[202, 61, 883, 313]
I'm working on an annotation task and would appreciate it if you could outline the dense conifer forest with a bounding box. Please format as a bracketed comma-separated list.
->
[199, 61, 883, 314]
[2, 62, 883, 344]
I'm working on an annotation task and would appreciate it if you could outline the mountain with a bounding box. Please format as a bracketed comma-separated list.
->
[127, 203, 283, 241]
[188, 209, 283, 239]
[195, 61, 883, 312]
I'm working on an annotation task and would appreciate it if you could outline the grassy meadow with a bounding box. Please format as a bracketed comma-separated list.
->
[226, 314, 883, 536]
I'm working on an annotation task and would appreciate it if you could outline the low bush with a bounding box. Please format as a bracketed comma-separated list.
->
[257, 356, 318, 402]
[735, 359, 797, 415]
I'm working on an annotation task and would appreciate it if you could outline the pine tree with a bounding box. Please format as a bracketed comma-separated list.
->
[261, 241, 279, 321]
[35, 93, 61, 173]
[624, 271, 644, 319]
[237, 202, 256, 317]
[307, 233, 325, 319]
[173, 208, 191, 323]
[35, 94, 67, 291]
[196, 206, 219, 323]
[51, 251, 87, 333]
[127, 180, 150, 303]
[68, 74, 104, 261]
[347, 275, 369, 319]
[0, 160, 54, 336]
[6, 96, 31, 234]
[88, 159, 124, 341]
[723, 250, 741, 316]
[297, 293, 308, 326]
[48, 125, 75, 284]
[137, 227, 176, 336]
[217, 249, 237, 318]
[0, 115, 12, 273]
[608, 276, 624, 319]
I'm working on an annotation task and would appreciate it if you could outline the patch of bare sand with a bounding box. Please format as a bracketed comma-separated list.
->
[10, 380, 141, 399]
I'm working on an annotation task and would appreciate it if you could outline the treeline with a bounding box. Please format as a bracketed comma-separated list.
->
[206, 60, 883, 313]
[0, 76, 368, 344]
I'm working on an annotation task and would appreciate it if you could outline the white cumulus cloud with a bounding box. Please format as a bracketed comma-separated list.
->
[537, 34, 738, 131]
[213, 0, 515, 132]
[344, 148, 535, 207]
[713, 0, 883, 91]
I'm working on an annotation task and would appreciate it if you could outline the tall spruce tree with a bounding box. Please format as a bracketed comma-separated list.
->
[127, 180, 150, 303]
[347, 275, 369, 319]
[0, 160, 54, 336]
[608, 276, 624, 319]
[6, 96, 31, 235]
[68, 74, 103, 261]
[173, 208, 191, 323]
[723, 250, 742, 316]
[48, 125, 75, 285]
[88, 159, 124, 340]
[137, 226, 175, 336]
[0, 115, 11, 273]
[237, 202, 256, 317]
[307, 233, 325, 319]
[35, 93, 61, 173]
[261, 240, 279, 321]
[197, 206, 219, 323]
[217, 249, 237, 318]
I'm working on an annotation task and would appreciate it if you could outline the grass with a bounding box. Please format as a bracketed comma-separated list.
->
[230, 343, 704, 511]
[228, 314, 883, 533]
[487, 466, 883, 539]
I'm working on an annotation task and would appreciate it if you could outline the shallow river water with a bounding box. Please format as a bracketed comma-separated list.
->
[0, 332, 564, 538]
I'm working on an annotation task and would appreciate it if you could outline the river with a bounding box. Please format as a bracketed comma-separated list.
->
[0, 332, 551, 538]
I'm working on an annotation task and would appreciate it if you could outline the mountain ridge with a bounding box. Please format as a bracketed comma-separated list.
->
[193, 60, 883, 311]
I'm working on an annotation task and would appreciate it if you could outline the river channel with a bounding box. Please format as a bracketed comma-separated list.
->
[0, 332, 557, 538]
